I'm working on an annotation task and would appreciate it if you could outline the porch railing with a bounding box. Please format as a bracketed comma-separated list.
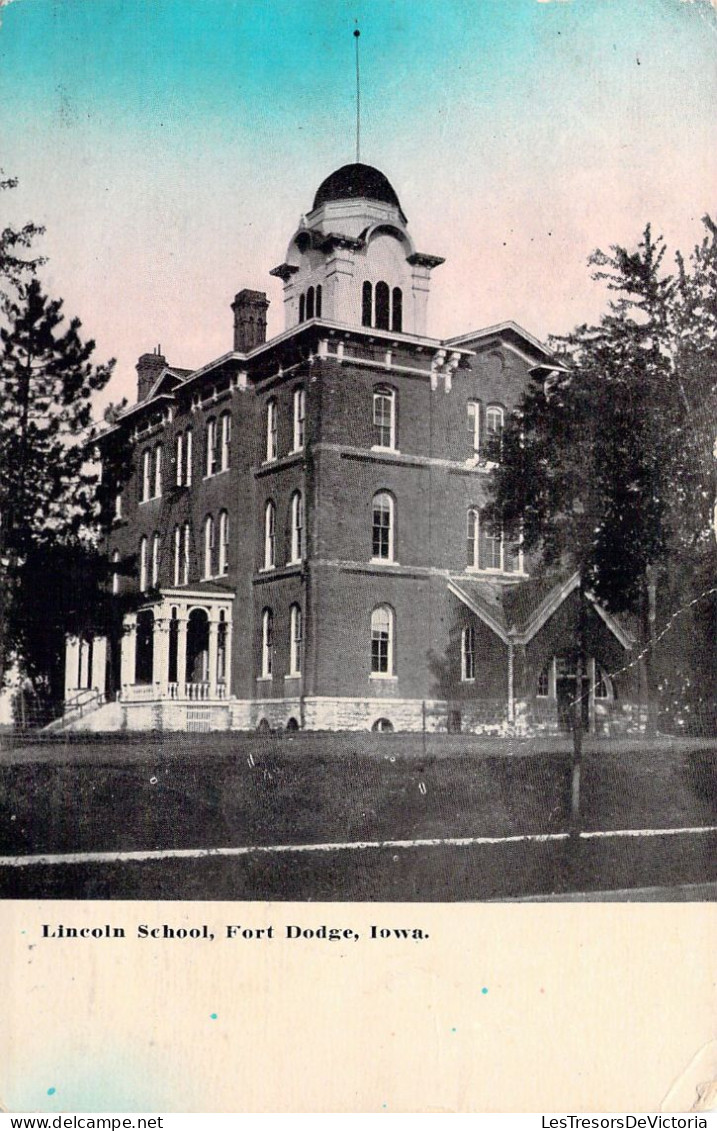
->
[121, 681, 228, 702]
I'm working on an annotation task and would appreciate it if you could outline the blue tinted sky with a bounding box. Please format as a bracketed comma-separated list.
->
[1, 0, 715, 401]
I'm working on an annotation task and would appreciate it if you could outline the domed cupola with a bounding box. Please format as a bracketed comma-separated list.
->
[270, 163, 444, 337]
[312, 163, 407, 223]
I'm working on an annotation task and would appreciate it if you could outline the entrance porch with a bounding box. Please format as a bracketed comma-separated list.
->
[119, 588, 235, 704]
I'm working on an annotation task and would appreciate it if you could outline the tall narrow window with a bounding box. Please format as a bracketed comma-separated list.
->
[479, 509, 503, 571]
[205, 418, 217, 477]
[264, 500, 276, 569]
[466, 509, 479, 568]
[290, 491, 303, 563]
[173, 525, 181, 586]
[486, 406, 504, 460]
[391, 287, 403, 332]
[175, 432, 184, 487]
[293, 387, 306, 451]
[152, 532, 160, 586]
[261, 608, 273, 678]
[203, 514, 214, 579]
[375, 281, 390, 330]
[220, 411, 231, 471]
[154, 444, 162, 497]
[315, 284, 322, 318]
[371, 605, 394, 676]
[467, 401, 480, 458]
[306, 286, 315, 320]
[139, 536, 148, 591]
[537, 664, 550, 697]
[182, 522, 190, 585]
[462, 626, 476, 681]
[114, 490, 122, 520]
[218, 509, 229, 575]
[373, 387, 396, 450]
[266, 399, 278, 461]
[142, 450, 151, 502]
[299, 293, 305, 323]
[362, 281, 373, 327]
[112, 549, 120, 595]
[372, 491, 394, 561]
[185, 428, 193, 486]
[289, 604, 302, 676]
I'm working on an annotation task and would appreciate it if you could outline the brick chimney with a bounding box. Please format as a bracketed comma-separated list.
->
[232, 290, 269, 353]
[136, 348, 166, 402]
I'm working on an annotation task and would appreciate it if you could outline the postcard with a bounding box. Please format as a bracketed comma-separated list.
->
[0, 0, 715, 1115]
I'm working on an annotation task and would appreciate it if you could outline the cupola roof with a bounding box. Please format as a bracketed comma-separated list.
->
[312, 163, 404, 218]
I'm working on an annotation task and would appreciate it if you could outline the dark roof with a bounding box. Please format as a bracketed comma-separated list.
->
[312, 163, 404, 217]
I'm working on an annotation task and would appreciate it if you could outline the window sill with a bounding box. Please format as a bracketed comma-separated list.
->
[256, 675, 272, 683]
[369, 673, 398, 682]
[461, 677, 475, 684]
[370, 557, 398, 566]
[138, 497, 160, 506]
[371, 445, 399, 455]
[259, 565, 276, 574]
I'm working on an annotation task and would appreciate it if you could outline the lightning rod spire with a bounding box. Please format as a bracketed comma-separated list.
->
[353, 24, 361, 163]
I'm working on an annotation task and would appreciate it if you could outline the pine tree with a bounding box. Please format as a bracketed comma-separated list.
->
[0, 278, 117, 711]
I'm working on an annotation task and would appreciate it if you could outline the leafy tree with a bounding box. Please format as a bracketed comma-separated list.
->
[486, 222, 716, 824]
[0, 278, 122, 716]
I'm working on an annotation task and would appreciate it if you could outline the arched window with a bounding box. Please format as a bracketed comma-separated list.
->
[595, 666, 612, 700]
[315, 284, 322, 318]
[261, 608, 273, 678]
[289, 604, 302, 676]
[185, 428, 193, 486]
[264, 500, 276, 569]
[293, 387, 306, 451]
[371, 605, 394, 676]
[173, 525, 181, 586]
[372, 491, 394, 561]
[299, 293, 305, 323]
[139, 536, 148, 591]
[112, 549, 120, 596]
[391, 287, 403, 333]
[175, 432, 184, 487]
[290, 491, 303, 563]
[151, 532, 160, 586]
[362, 281, 373, 327]
[218, 509, 229, 575]
[306, 286, 315, 320]
[220, 411, 231, 471]
[486, 406, 504, 460]
[462, 626, 476, 681]
[153, 444, 162, 497]
[142, 449, 151, 502]
[182, 521, 190, 585]
[480, 508, 503, 571]
[467, 508, 479, 568]
[467, 401, 481, 458]
[375, 280, 390, 330]
[373, 386, 396, 450]
[266, 399, 278, 461]
[203, 514, 214, 579]
[205, 418, 217, 477]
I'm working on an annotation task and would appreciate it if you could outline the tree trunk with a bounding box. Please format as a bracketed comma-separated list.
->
[642, 565, 658, 737]
[570, 579, 587, 837]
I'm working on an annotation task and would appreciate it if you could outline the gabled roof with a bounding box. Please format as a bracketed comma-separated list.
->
[448, 572, 635, 649]
[445, 320, 551, 362]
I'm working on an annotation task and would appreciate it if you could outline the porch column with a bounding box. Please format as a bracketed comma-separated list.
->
[120, 614, 137, 695]
[507, 642, 515, 723]
[207, 612, 219, 699]
[176, 614, 188, 695]
[224, 618, 233, 698]
[153, 616, 170, 697]
[65, 637, 81, 697]
[588, 657, 596, 734]
[91, 637, 107, 692]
